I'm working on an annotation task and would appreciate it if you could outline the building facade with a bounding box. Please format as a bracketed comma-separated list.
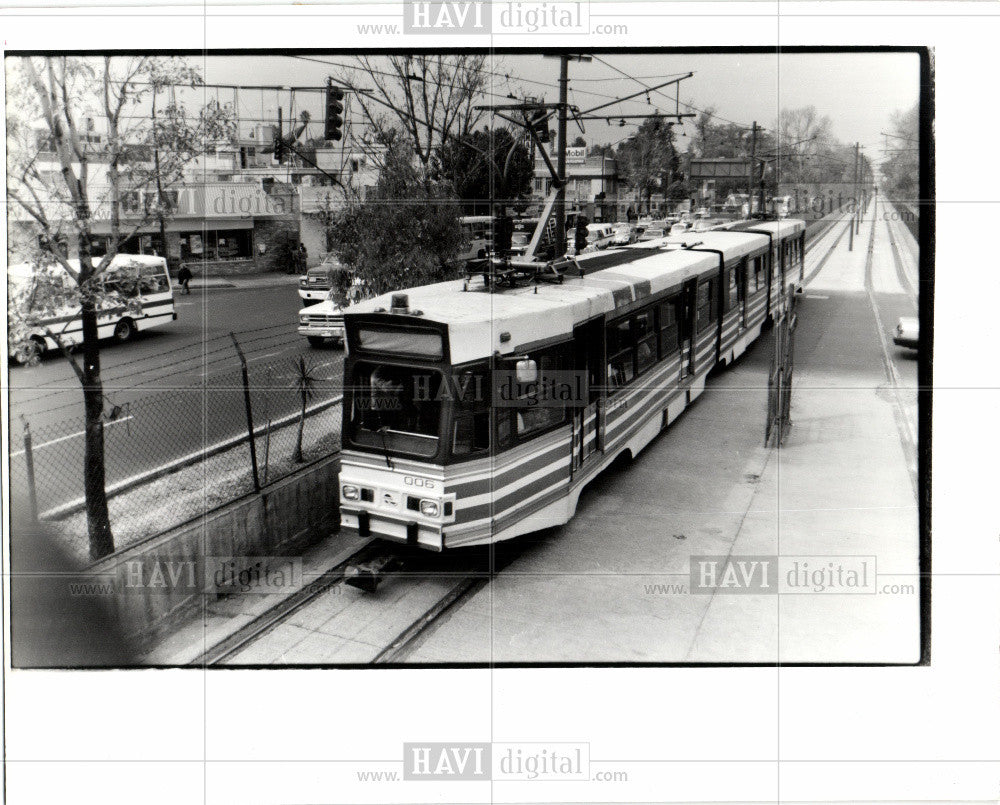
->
[532, 145, 619, 223]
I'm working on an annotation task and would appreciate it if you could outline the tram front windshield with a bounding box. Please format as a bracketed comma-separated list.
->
[348, 361, 443, 458]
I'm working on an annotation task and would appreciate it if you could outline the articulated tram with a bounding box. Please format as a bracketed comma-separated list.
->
[338, 219, 806, 551]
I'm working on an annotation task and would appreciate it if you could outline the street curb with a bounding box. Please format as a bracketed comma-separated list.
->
[40, 394, 344, 522]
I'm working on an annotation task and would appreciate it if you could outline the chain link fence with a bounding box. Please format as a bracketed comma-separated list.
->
[9, 345, 343, 563]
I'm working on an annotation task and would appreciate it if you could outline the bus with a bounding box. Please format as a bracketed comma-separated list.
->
[8, 253, 177, 363]
[336, 220, 806, 551]
[457, 216, 493, 263]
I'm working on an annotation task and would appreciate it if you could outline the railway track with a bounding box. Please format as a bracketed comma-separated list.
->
[194, 537, 524, 666]
[864, 197, 919, 499]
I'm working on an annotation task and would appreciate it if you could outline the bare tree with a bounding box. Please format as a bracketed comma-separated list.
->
[7, 56, 235, 559]
[335, 55, 489, 175]
[777, 106, 835, 183]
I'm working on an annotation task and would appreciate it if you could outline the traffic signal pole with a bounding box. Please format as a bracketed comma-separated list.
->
[555, 56, 569, 257]
[854, 142, 862, 235]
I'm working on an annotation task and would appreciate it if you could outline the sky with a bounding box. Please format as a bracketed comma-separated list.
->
[196, 51, 919, 162]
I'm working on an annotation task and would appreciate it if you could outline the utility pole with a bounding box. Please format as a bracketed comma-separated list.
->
[546, 53, 591, 256]
[848, 141, 859, 251]
[758, 161, 767, 220]
[854, 142, 862, 235]
[556, 56, 569, 254]
[747, 122, 758, 219]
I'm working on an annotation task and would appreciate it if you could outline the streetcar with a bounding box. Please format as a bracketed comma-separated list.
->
[337, 220, 806, 551]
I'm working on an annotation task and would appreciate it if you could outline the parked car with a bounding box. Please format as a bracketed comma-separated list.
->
[611, 223, 635, 245]
[298, 294, 347, 348]
[893, 316, 919, 350]
[298, 254, 346, 305]
[638, 226, 669, 242]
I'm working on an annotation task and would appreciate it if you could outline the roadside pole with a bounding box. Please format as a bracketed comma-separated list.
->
[230, 332, 261, 493]
[555, 55, 569, 256]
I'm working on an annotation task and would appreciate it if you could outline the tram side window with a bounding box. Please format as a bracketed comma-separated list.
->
[607, 318, 635, 389]
[697, 279, 717, 334]
[634, 310, 657, 375]
[496, 346, 571, 446]
[658, 297, 682, 357]
[727, 265, 741, 310]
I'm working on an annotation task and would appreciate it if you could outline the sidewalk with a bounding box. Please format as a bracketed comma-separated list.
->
[182, 272, 301, 291]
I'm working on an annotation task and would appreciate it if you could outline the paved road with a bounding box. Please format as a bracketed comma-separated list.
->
[8, 284, 346, 513]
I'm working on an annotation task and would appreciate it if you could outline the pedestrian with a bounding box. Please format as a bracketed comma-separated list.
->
[294, 242, 308, 274]
[177, 264, 192, 294]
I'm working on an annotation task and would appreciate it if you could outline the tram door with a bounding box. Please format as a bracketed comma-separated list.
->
[738, 258, 749, 329]
[681, 279, 698, 377]
[572, 318, 605, 475]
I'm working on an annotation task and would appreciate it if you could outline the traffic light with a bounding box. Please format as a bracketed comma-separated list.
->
[574, 215, 589, 254]
[494, 211, 513, 255]
[273, 134, 285, 164]
[325, 84, 345, 142]
[529, 108, 550, 144]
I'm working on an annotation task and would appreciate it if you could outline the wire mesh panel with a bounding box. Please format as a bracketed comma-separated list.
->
[11, 348, 345, 562]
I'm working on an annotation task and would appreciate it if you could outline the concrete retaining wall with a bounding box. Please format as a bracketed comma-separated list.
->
[89, 454, 340, 650]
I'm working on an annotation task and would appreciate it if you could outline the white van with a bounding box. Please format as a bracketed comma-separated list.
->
[457, 215, 492, 262]
[585, 223, 615, 250]
[8, 254, 176, 363]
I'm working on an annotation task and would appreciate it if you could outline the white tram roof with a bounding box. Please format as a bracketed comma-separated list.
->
[744, 218, 807, 238]
[346, 222, 802, 365]
[661, 230, 771, 262]
[347, 246, 732, 365]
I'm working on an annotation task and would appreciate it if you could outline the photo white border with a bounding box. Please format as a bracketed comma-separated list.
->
[3, 3, 999, 803]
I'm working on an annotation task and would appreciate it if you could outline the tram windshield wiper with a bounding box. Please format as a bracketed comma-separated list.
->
[376, 426, 394, 469]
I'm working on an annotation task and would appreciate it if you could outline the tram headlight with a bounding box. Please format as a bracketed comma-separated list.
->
[419, 499, 440, 517]
[342, 484, 360, 501]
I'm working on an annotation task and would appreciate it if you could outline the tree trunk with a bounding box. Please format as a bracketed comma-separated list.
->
[152, 94, 172, 272]
[294, 388, 306, 463]
[78, 247, 115, 560]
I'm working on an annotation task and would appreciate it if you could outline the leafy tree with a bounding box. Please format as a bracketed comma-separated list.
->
[6, 56, 235, 559]
[880, 103, 919, 200]
[570, 135, 587, 148]
[326, 134, 464, 297]
[436, 126, 532, 214]
[617, 114, 680, 213]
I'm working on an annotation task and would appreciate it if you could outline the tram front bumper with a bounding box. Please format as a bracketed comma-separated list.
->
[340, 508, 445, 552]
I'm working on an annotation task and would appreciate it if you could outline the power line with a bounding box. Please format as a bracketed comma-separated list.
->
[592, 55, 770, 135]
